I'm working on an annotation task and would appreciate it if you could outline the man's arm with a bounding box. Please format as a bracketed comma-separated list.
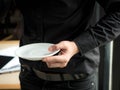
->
[74, 1, 120, 56]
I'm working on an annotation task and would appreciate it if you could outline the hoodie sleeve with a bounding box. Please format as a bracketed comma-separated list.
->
[73, 0, 120, 55]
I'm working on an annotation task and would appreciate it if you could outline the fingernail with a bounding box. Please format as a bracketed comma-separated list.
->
[42, 58, 46, 62]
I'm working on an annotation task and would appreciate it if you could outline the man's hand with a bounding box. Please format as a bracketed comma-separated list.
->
[42, 41, 79, 68]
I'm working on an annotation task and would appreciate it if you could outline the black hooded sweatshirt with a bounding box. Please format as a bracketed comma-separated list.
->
[14, 0, 120, 75]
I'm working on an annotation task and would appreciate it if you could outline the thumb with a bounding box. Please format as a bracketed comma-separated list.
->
[48, 44, 60, 52]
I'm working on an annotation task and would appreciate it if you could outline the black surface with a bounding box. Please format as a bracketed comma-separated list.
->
[0, 55, 13, 69]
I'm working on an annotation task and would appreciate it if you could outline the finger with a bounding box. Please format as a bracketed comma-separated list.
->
[46, 62, 67, 68]
[49, 42, 67, 52]
[48, 45, 58, 52]
[43, 55, 66, 63]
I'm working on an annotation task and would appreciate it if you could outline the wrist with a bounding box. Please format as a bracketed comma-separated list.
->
[71, 41, 79, 54]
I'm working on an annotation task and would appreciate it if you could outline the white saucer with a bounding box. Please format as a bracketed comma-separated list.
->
[15, 43, 60, 61]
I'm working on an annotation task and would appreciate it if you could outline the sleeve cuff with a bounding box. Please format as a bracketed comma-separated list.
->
[73, 30, 97, 56]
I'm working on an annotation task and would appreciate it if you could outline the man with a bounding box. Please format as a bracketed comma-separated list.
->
[3, 0, 120, 90]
